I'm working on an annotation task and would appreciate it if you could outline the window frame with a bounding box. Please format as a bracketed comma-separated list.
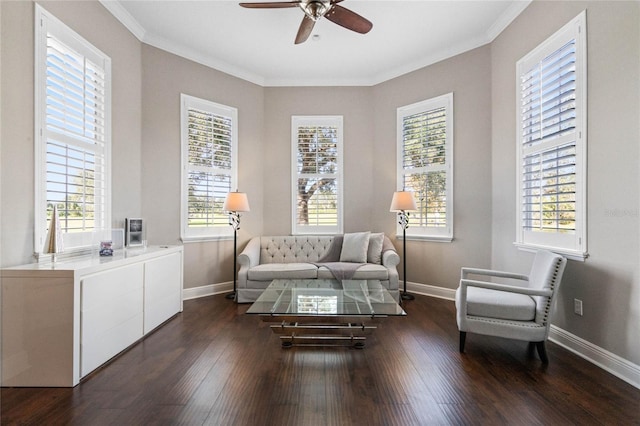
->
[34, 5, 112, 258]
[180, 94, 238, 242]
[514, 11, 587, 260]
[291, 115, 344, 235]
[396, 93, 454, 242]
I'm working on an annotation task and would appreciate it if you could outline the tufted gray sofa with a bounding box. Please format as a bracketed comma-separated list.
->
[236, 235, 400, 303]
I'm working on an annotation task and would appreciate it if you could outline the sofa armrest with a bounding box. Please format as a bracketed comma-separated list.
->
[238, 236, 261, 269]
[461, 267, 529, 282]
[237, 236, 260, 294]
[381, 236, 400, 267]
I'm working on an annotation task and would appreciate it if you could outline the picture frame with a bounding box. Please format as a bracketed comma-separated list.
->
[99, 240, 113, 256]
[125, 218, 145, 247]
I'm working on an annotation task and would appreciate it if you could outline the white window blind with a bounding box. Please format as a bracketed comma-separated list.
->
[516, 11, 587, 259]
[397, 93, 453, 241]
[522, 143, 576, 233]
[521, 40, 577, 147]
[291, 116, 343, 235]
[181, 95, 238, 240]
[35, 5, 112, 255]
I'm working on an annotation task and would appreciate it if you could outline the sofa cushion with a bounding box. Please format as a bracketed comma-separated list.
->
[317, 264, 389, 281]
[260, 236, 334, 264]
[248, 263, 318, 280]
[367, 233, 385, 264]
[463, 287, 536, 321]
[340, 232, 370, 263]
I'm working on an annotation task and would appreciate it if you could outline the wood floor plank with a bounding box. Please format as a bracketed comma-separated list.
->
[2, 293, 639, 425]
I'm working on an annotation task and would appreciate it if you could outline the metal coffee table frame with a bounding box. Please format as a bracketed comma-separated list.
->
[246, 279, 406, 348]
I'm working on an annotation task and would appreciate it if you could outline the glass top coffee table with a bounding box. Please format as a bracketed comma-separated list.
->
[246, 279, 406, 348]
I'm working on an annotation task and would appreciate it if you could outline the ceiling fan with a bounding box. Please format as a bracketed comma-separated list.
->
[239, 0, 373, 44]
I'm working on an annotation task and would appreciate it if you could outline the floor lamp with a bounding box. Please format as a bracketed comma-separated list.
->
[223, 191, 250, 301]
[390, 191, 417, 301]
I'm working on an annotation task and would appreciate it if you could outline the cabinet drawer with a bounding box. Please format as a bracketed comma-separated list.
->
[80, 263, 144, 377]
[82, 263, 144, 311]
[82, 286, 143, 342]
[81, 314, 143, 376]
[144, 252, 182, 333]
[144, 252, 182, 304]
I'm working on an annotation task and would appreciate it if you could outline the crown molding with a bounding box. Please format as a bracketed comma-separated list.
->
[486, 0, 532, 42]
[99, 0, 146, 41]
[100, 0, 530, 88]
[142, 32, 266, 87]
[368, 33, 492, 87]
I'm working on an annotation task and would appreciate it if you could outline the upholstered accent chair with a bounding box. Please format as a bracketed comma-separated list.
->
[455, 250, 567, 363]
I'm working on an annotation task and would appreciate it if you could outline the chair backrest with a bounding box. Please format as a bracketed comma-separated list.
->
[528, 250, 567, 325]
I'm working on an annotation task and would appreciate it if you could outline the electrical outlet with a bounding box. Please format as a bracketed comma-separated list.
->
[574, 299, 583, 316]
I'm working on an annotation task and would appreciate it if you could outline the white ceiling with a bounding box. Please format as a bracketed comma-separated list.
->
[100, 0, 531, 87]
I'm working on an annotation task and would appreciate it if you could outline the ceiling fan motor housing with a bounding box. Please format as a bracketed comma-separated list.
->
[299, 0, 331, 21]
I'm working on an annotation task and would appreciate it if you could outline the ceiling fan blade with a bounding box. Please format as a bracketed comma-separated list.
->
[295, 15, 315, 44]
[325, 4, 372, 34]
[240, 1, 300, 9]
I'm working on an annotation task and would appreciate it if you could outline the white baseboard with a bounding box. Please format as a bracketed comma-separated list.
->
[411, 281, 640, 390]
[406, 281, 456, 300]
[182, 281, 232, 300]
[183, 280, 640, 390]
[549, 325, 640, 389]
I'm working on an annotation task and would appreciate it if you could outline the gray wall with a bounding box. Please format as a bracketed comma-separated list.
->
[0, 0, 142, 268]
[0, 0, 638, 369]
[262, 86, 375, 235]
[491, 1, 640, 365]
[372, 45, 493, 288]
[261, 45, 493, 288]
[140, 44, 265, 290]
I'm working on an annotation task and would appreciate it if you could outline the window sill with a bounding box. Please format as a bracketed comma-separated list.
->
[397, 234, 453, 243]
[181, 235, 233, 243]
[34, 248, 94, 264]
[513, 242, 588, 262]
[291, 232, 340, 236]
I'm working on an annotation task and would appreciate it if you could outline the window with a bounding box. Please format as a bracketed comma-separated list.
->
[34, 5, 112, 256]
[291, 116, 343, 235]
[515, 11, 587, 259]
[180, 94, 238, 241]
[397, 93, 454, 241]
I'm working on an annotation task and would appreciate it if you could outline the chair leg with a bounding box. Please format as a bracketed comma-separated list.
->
[535, 341, 549, 364]
[459, 331, 467, 353]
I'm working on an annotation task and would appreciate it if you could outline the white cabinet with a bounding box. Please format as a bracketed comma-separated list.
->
[1, 246, 183, 387]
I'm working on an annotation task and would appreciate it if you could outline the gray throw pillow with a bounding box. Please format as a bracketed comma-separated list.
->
[367, 233, 385, 264]
[340, 232, 371, 263]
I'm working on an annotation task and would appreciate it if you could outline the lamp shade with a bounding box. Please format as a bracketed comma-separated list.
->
[223, 191, 250, 212]
[390, 191, 417, 212]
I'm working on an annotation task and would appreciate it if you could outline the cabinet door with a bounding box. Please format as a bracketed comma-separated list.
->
[144, 252, 182, 334]
[81, 263, 144, 377]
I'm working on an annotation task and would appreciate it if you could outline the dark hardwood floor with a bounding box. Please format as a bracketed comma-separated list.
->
[2, 294, 639, 425]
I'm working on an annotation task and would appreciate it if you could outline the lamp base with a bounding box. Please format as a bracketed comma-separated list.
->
[225, 292, 236, 301]
[401, 292, 415, 301]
